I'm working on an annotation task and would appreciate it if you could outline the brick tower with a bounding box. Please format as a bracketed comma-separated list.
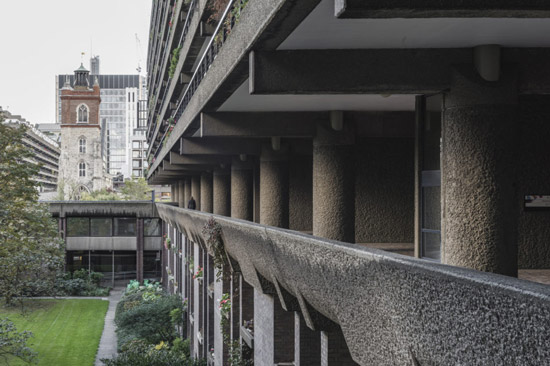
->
[58, 64, 110, 199]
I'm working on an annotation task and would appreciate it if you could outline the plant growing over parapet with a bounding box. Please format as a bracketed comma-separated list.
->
[201, 217, 227, 281]
[168, 47, 181, 79]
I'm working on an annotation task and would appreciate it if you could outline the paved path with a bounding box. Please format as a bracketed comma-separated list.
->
[95, 287, 123, 366]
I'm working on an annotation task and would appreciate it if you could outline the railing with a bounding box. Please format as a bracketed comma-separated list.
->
[157, 203, 550, 366]
[150, 0, 179, 101]
[147, 0, 199, 145]
[149, 0, 250, 163]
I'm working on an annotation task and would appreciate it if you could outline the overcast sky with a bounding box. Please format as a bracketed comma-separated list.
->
[0, 0, 152, 124]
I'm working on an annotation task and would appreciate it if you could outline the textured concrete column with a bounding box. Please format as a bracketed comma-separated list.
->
[442, 66, 518, 276]
[295, 312, 321, 366]
[178, 180, 185, 208]
[321, 328, 357, 366]
[213, 169, 231, 216]
[260, 144, 289, 228]
[200, 172, 213, 213]
[184, 178, 191, 207]
[172, 184, 177, 203]
[136, 218, 144, 284]
[313, 123, 355, 242]
[191, 175, 201, 210]
[231, 158, 254, 221]
[253, 289, 295, 364]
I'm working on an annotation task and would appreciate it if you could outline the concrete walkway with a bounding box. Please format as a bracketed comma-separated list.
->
[95, 287, 123, 366]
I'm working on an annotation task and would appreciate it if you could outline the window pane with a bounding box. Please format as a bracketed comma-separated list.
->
[90, 218, 112, 237]
[67, 217, 89, 236]
[144, 218, 161, 236]
[114, 218, 136, 236]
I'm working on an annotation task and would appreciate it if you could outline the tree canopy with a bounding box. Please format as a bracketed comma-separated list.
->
[0, 118, 64, 305]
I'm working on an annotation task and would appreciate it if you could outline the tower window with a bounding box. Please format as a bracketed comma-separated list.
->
[77, 104, 89, 123]
[79, 162, 86, 177]
[79, 138, 86, 153]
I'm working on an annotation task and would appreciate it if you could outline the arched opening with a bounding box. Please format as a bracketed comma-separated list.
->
[77, 104, 89, 123]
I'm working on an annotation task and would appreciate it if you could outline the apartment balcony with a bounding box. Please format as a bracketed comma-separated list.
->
[159, 204, 550, 365]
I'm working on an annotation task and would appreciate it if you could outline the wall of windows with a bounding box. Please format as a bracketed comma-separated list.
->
[66, 217, 161, 237]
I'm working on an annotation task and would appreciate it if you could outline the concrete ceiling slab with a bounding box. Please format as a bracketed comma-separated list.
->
[278, 0, 550, 50]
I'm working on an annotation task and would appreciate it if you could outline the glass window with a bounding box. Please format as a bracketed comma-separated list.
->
[90, 218, 112, 237]
[133, 169, 142, 177]
[114, 218, 136, 236]
[77, 104, 89, 123]
[67, 217, 89, 237]
[79, 138, 86, 153]
[144, 219, 161, 236]
[79, 162, 86, 177]
[132, 141, 141, 149]
[132, 160, 141, 168]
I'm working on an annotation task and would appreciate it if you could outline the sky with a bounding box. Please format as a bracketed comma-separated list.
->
[0, 0, 153, 124]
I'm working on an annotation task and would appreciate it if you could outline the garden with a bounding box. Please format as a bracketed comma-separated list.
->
[0, 299, 108, 365]
[102, 280, 205, 366]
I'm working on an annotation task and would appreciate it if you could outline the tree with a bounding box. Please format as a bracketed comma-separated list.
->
[80, 187, 121, 201]
[120, 178, 152, 201]
[0, 118, 64, 305]
[0, 318, 36, 364]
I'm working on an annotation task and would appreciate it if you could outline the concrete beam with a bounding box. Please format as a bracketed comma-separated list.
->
[180, 138, 262, 156]
[251, 49, 550, 95]
[163, 161, 215, 172]
[250, 49, 471, 95]
[335, 0, 550, 18]
[200, 112, 322, 138]
[169, 151, 232, 166]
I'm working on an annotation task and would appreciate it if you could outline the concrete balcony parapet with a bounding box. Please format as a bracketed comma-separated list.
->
[156, 203, 550, 366]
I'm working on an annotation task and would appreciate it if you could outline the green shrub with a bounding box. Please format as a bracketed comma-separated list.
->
[101, 343, 205, 366]
[171, 337, 190, 358]
[115, 294, 183, 349]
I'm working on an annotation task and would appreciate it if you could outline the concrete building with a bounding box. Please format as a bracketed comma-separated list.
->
[49, 201, 162, 285]
[56, 59, 147, 179]
[143, 0, 550, 365]
[58, 65, 111, 199]
[36, 123, 61, 144]
[1, 108, 61, 192]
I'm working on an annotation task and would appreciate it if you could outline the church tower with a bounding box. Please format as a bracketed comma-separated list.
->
[58, 64, 110, 199]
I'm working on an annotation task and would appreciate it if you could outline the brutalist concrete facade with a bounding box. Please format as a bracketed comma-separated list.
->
[146, 0, 550, 364]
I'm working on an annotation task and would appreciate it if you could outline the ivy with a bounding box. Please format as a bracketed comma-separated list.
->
[168, 47, 181, 79]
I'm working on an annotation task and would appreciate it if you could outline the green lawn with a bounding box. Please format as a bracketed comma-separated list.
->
[1, 299, 109, 366]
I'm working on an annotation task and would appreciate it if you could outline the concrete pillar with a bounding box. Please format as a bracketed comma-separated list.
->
[178, 180, 185, 208]
[313, 123, 355, 242]
[321, 328, 357, 366]
[260, 144, 289, 228]
[231, 158, 254, 221]
[200, 172, 213, 213]
[136, 218, 144, 283]
[191, 175, 201, 210]
[184, 178, 192, 207]
[213, 169, 231, 216]
[253, 289, 295, 365]
[442, 66, 518, 276]
[289, 146, 313, 232]
[295, 312, 321, 366]
[172, 183, 177, 203]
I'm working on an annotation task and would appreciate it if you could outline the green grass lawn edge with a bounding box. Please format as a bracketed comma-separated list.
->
[1, 299, 109, 366]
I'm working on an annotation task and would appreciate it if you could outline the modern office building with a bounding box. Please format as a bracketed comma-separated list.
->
[144, 0, 550, 365]
[56, 58, 147, 180]
[1, 107, 60, 192]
